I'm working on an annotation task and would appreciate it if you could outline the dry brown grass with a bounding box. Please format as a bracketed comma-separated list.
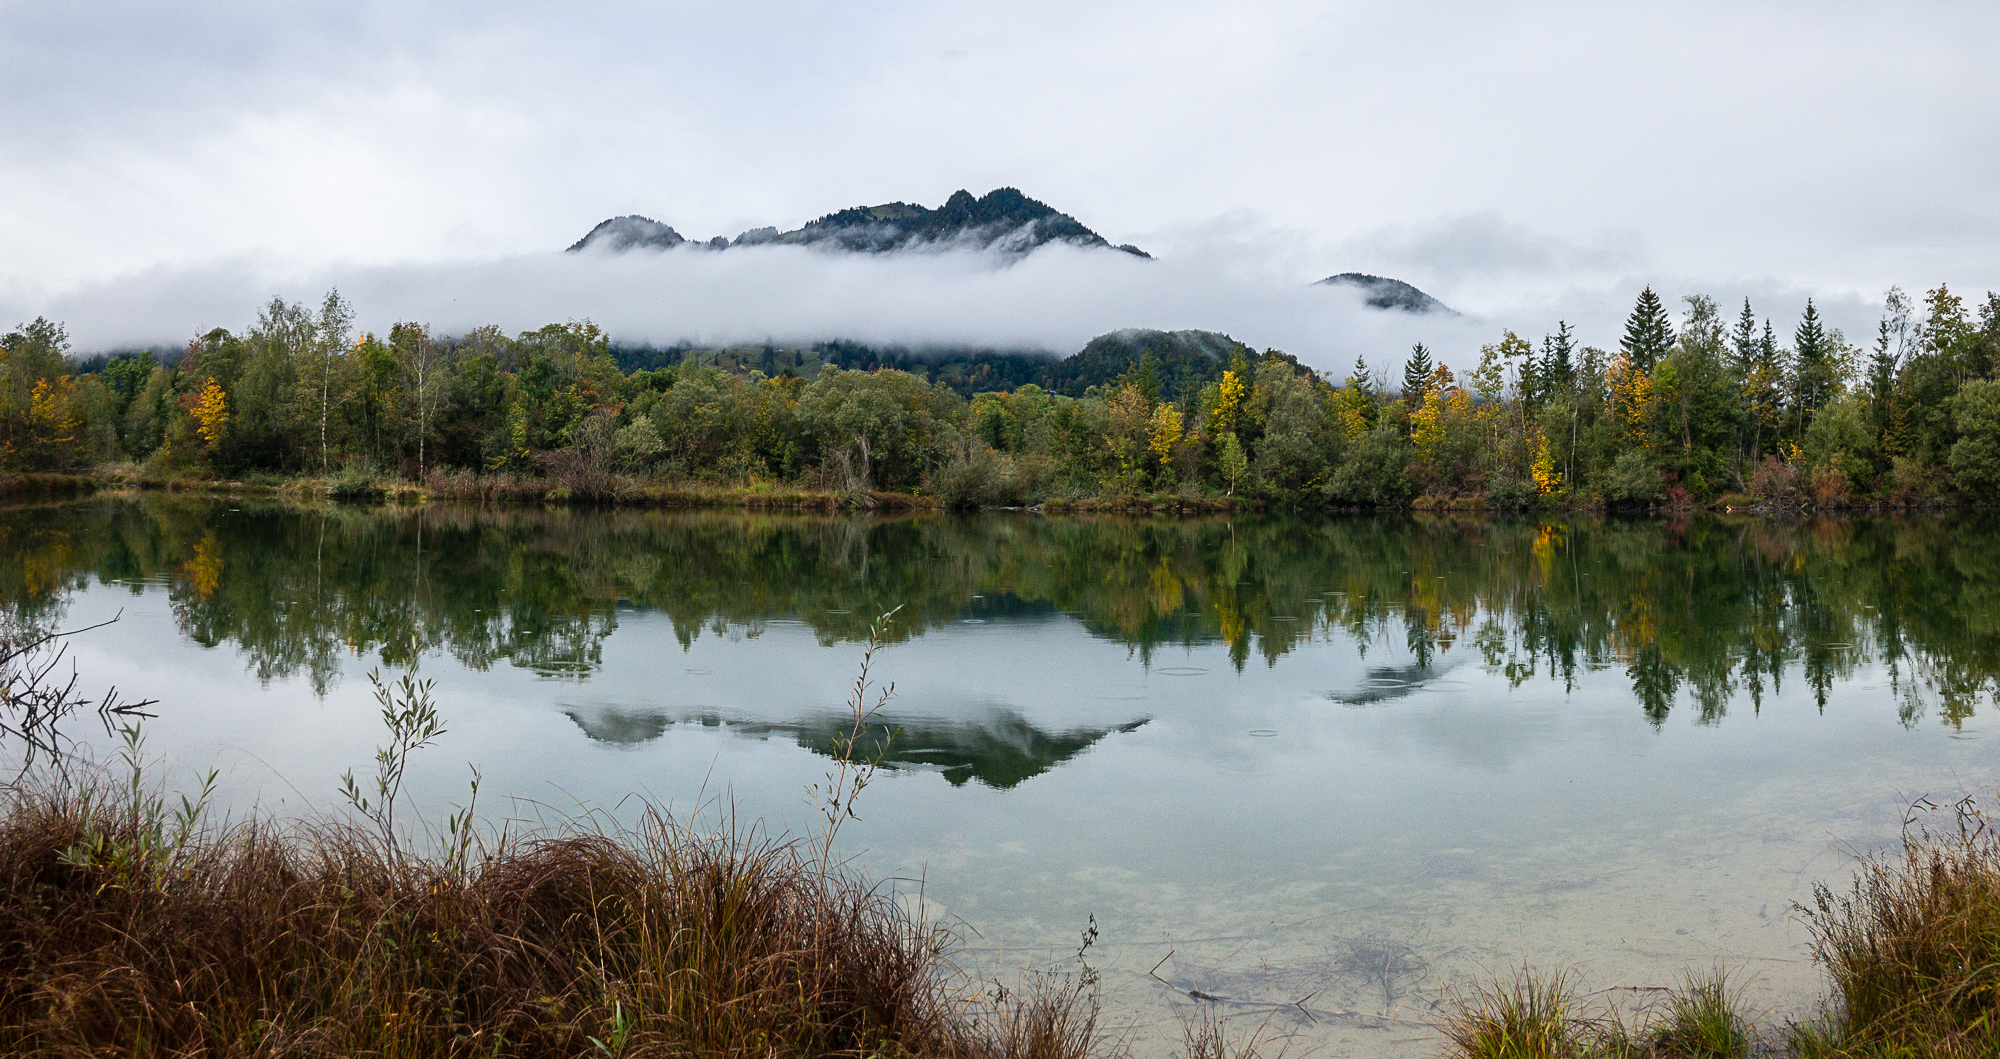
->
[1799, 794, 2000, 1057]
[0, 784, 1092, 1058]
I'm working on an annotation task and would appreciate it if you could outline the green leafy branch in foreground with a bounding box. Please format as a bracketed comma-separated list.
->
[54, 722, 218, 892]
[338, 660, 444, 859]
[808, 604, 903, 878]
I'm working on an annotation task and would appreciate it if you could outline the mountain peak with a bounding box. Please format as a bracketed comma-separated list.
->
[567, 215, 685, 253]
[1317, 273, 1453, 315]
[568, 189, 1146, 258]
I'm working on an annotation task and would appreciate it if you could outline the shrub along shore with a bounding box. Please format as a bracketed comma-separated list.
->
[0, 462, 1972, 519]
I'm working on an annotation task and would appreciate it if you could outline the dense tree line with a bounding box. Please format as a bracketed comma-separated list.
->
[3, 282, 1997, 507]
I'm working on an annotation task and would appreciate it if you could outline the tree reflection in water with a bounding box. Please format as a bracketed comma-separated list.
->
[3, 498, 1997, 740]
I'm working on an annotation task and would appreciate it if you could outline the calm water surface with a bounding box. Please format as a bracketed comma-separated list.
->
[6, 498, 1999, 1055]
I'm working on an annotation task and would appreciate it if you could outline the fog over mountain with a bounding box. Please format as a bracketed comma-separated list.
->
[36, 235, 1510, 372]
[1317, 273, 1454, 315]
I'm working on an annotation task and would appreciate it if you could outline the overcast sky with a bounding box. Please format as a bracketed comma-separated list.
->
[3, 0, 1996, 368]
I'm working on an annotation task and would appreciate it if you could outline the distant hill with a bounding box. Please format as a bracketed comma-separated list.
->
[612, 327, 1263, 401]
[1051, 328, 1251, 398]
[1317, 272, 1454, 315]
[569, 188, 1148, 258]
[566, 215, 685, 253]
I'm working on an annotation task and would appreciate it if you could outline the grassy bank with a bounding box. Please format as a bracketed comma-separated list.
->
[8, 789, 1997, 1059]
[17, 465, 1264, 515]
[20, 464, 1972, 517]
[13, 465, 950, 512]
[7, 769, 2000, 1059]
[0, 781, 1094, 1058]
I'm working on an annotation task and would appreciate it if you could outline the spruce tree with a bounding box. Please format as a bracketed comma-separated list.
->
[1749, 320, 1781, 458]
[1521, 338, 1546, 408]
[1346, 355, 1378, 429]
[1793, 299, 1830, 432]
[1402, 342, 1434, 405]
[1545, 321, 1576, 393]
[1622, 286, 1675, 373]
[1731, 299, 1759, 377]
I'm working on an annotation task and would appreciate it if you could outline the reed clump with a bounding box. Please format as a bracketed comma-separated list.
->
[1436, 966, 1757, 1059]
[1799, 794, 2000, 1057]
[1649, 968, 1751, 1059]
[1437, 967, 1640, 1059]
[0, 782, 1088, 1058]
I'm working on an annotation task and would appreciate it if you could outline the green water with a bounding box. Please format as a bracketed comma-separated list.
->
[6, 497, 1998, 1053]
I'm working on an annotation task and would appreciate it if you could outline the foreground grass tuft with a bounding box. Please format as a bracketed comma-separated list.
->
[1438, 967, 1635, 1059]
[0, 783, 1089, 1058]
[1800, 794, 2000, 1057]
[1651, 968, 1751, 1059]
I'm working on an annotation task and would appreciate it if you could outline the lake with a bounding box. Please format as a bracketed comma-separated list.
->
[4, 496, 1997, 1055]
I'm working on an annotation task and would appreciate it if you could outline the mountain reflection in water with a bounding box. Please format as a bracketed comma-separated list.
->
[1329, 660, 1464, 707]
[4, 498, 1999, 739]
[562, 704, 1148, 789]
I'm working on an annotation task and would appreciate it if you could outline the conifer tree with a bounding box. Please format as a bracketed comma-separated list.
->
[1792, 299, 1832, 436]
[1746, 320, 1782, 459]
[1401, 343, 1434, 405]
[1621, 287, 1675, 373]
[1542, 321, 1576, 395]
[1731, 300, 1759, 377]
[1729, 299, 1760, 467]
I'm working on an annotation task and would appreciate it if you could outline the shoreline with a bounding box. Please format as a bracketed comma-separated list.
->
[0, 468, 1978, 518]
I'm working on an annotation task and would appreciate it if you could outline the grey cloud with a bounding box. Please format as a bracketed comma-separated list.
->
[2, 0, 1997, 350]
[1340, 212, 1647, 286]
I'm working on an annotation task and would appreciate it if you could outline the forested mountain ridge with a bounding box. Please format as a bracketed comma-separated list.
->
[614, 328, 1258, 402]
[569, 187, 1151, 257]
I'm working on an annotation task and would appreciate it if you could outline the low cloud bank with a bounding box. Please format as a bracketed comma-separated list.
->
[23, 244, 1499, 374]
[14, 241, 1894, 378]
